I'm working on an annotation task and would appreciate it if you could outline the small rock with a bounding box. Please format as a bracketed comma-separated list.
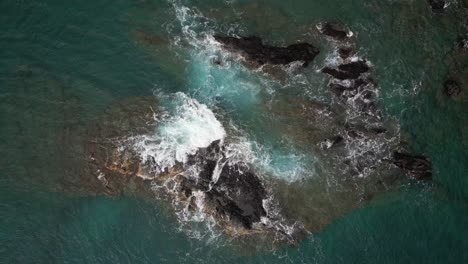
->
[320, 135, 345, 149]
[316, 22, 353, 40]
[338, 60, 369, 75]
[322, 60, 369, 80]
[444, 79, 462, 97]
[338, 47, 353, 59]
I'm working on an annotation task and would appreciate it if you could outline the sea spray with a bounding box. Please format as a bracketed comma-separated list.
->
[134, 92, 226, 174]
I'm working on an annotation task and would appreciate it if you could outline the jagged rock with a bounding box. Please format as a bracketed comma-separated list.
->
[338, 60, 369, 74]
[322, 60, 369, 80]
[338, 47, 353, 59]
[316, 22, 353, 40]
[188, 140, 267, 229]
[321, 135, 344, 149]
[428, 0, 446, 12]
[393, 152, 432, 180]
[322, 67, 361, 80]
[214, 35, 319, 67]
[444, 79, 462, 97]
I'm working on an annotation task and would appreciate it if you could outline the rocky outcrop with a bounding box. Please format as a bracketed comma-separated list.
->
[84, 98, 299, 244]
[316, 22, 353, 41]
[322, 60, 370, 80]
[214, 35, 319, 67]
[318, 23, 433, 183]
[183, 140, 268, 230]
[393, 152, 432, 180]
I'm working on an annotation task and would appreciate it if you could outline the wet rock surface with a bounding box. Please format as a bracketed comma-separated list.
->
[81, 22, 436, 247]
[85, 98, 297, 243]
[318, 24, 433, 182]
[185, 140, 268, 230]
[393, 152, 432, 180]
[322, 60, 370, 80]
[316, 22, 353, 40]
[214, 35, 319, 67]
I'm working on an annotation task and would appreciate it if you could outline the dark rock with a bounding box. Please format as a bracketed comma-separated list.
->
[393, 152, 432, 180]
[338, 47, 353, 59]
[316, 22, 352, 40]
[214, 35, 319, 67]
[370, 127, 386, 134]
[208, 163, 267, 229]
[322, 60, 369, 80]
[338, 60, 369, 74]
[322, 67, 361, 80]
[188, 140, 268, 229]
[322, 135, 345, 149]
[428, 0, 446, 12]
[444, 79, 461, 97]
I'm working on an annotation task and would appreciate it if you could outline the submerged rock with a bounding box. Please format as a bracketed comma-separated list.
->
[393, 152, 432, 180]
[316, 22, 353, 40]
[444, 79, 462, 98]
[214, 35, 319, 67]
[428, 0, 446, 12]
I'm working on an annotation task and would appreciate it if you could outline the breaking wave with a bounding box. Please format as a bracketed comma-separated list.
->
[134, 92, 226, 174]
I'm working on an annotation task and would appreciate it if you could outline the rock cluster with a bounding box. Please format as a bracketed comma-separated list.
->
[316, 22, 433, 180]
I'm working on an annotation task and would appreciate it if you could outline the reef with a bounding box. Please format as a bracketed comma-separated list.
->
[316, 21, 433, 180]
[81, 23, 435, 247]
[85, 97, 301, 245]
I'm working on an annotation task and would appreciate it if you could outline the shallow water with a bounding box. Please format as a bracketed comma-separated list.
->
[1, 0, 467, 263]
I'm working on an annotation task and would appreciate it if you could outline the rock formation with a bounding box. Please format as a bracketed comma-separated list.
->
[393, 152, 432, 180]
[316, 22, 433, 181]
[316, 22, 353, 41]
[213, 35, 319, 67]
[85, 98, 300, 245]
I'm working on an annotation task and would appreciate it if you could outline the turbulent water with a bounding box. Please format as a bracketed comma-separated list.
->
[1, 0, 468, 263]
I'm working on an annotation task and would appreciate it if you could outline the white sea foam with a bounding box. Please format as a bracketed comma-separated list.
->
[134, 92, 226, 174]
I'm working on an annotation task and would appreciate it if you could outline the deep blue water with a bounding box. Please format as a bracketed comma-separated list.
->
[1, 0, 467, 263]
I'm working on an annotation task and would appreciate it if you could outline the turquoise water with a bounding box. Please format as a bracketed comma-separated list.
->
[1, 0, 468, 263]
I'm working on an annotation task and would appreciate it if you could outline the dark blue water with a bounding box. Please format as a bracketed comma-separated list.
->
[1, 0, 467, 263]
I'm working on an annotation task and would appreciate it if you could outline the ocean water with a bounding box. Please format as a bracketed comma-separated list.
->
[1, 0, 467, 263]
